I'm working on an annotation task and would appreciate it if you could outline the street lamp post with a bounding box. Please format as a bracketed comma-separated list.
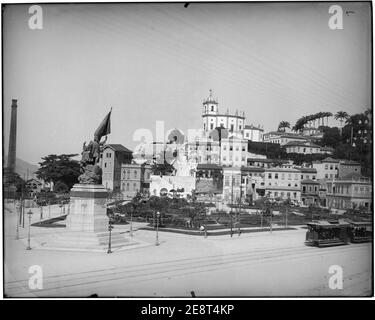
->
[48, 200, 51, 219]
[155, 211, 160, 246]
[26, 210, 33, 250]
[40, 204, 43, 220]
[107, 222, 113, 254]
[130, 211, 133, 237]
[15, 201, 20, 240]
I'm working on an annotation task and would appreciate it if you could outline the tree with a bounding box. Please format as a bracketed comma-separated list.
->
[319, 127, 342, 148]
[277, 121, 290, 132]
[334, 111, 349, 135]
[3, 168, 28, 193]
[36, 154, 80, 192]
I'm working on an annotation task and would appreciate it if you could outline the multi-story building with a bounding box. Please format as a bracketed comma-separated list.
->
[244, 124, 264, 142]
[312, 158, 362, 180]
[220, 136, 248, 167]
[298, 167, 317, 181]
[185, 136, 220, 165]
[301, 179, 320, 206]
[284, 141, 333, 155]
[264, 167, 301, 203]
[201, 90, 245, 139]
[247, 158, 290, 168]
[338, 160, 362, 178]
[120, 163, 152, 200]
[326, 174, 372, 212]
[312, 157, 339, 180]
[101, 144, 133, 191]
[262, 131, 310, 145]
[222, 167, 242, 203]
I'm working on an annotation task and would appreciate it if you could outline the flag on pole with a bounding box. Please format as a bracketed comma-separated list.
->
[94, 109, 111, 141]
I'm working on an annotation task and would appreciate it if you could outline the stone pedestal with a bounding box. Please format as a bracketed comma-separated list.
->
[35, 184, 137, 252]
[66, 184, 109, 232]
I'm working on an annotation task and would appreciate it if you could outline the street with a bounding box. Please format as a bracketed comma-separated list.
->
[4, 205, 372, 297]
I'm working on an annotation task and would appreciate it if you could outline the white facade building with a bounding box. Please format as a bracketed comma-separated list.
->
[201, 90, 245, 138]
[220, 136, 248, 167]
[244, 124, 264, 142]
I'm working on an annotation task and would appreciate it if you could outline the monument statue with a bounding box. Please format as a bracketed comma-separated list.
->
[78, 110, 111, 184]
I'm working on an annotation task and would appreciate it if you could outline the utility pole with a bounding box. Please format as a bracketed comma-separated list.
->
[285, 200, 289, 229]
[238, 177, 242, 236]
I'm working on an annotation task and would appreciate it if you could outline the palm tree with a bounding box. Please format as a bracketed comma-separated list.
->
[318, 111, 328, 127]
[277, 121, 290, 132]
[322, 112, 333, 127]
[293, 116, 306, 133]
[334, 111, 349, 135]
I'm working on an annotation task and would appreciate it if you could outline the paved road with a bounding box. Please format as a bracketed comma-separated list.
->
[4, 205, 372, 297]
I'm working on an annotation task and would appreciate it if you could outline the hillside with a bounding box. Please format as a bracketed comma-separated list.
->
[3, 156, 39, 178]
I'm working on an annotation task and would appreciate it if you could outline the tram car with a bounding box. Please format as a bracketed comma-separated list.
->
[305, 220, 350, 247]
[347, 220, 372, 243]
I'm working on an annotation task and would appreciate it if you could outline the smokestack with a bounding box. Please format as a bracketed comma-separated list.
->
[7, 99, 18, 173]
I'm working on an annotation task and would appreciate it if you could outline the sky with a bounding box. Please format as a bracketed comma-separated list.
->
[2, 2, 372, 165]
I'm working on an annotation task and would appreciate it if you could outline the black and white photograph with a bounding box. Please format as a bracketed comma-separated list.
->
[1, 1, 373, 299]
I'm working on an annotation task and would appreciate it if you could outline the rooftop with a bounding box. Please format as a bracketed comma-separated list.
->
[284, 141, 320, 148]
[196, 163, 223, 170]
[244, 124, 263, 131]
[301, 179, 320, 184]
[104, 144, 132, 153]
[247, 158, 289, 163]
[241, 166, 265, 172]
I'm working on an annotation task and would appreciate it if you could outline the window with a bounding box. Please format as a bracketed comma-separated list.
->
[134, 170, 137, 178]
[275, 173, 279, 179]
[325, 174, 329, 178]
[211, 106, 214, 111]
[126, 183, 129, 191]
[268, 173, 272, 179]
[325, 164, 328, 170]
[104, 163, 107, 168]
[210, 124, 214, 130]
[236, 146, 239, 151]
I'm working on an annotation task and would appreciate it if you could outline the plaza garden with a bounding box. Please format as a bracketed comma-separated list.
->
[106, 195, 372, 235]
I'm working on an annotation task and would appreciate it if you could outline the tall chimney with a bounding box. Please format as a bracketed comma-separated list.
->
[7, 99, 18, 173]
